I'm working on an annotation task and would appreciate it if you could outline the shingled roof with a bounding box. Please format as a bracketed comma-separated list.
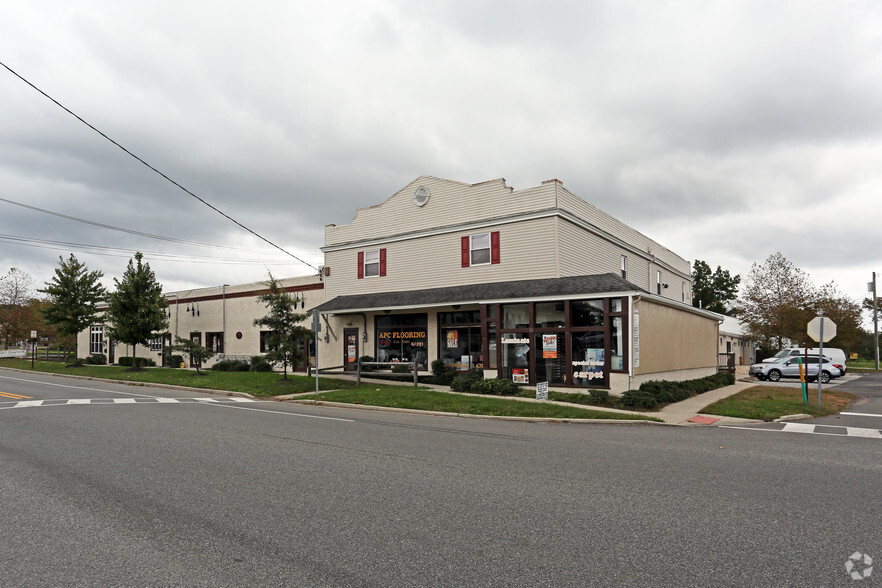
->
[315, 273, 645, 313]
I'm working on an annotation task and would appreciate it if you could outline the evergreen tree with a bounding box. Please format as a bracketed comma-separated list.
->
[38, 254, 107, 358]
[253, 273, 311, 379]
[104, 253, 167, 370]
[691, 259, 741, 315]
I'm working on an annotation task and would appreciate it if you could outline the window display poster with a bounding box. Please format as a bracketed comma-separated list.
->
[512, 368, 529, 383]
[446, 330, 458, 348]
[347, 344, 356, 362]
[542, 334, 558, 358]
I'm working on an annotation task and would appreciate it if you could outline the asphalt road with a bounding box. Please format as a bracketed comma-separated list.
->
[1, 368, 880, 586]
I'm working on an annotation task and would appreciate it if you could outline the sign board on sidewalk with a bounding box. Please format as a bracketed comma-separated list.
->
[536, 381, 549, 401]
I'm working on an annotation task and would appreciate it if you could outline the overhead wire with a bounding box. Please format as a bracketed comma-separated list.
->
[0, 233, 302, 265]
[0, 60, 318, 271]
[0, 196, 291, 256]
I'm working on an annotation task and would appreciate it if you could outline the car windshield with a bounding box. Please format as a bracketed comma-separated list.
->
[772, 350, 794, 359]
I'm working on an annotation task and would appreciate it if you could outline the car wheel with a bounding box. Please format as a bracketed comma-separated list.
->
[767, 369, 781, 382]
[820, 371, 831, 384]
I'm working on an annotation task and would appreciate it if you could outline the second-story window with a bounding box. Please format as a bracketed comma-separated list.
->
[357, 248, 386, 279]
[461, 232, 500, 267]
[621, 255, 627, 279]
[657, 271, 662, 295]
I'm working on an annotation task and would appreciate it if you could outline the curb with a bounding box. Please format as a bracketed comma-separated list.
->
[0, 366, 256, 399]
[283, 397, 664, 425]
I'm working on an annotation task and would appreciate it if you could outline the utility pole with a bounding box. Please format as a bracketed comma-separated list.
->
[872, 272, 880, 370]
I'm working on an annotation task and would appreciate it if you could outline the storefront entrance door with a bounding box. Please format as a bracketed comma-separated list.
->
[190, 332, 201, 368]
[343, 328, 359, 371]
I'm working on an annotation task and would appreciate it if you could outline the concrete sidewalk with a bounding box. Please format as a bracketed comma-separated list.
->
[655, 379, 760, 425]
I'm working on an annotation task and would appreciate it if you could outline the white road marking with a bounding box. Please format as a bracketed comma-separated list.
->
[847, 427, 882, 438]
[782, 423, 816, 434]
[840, 412, 882, 418]
[721, 423, 882, 439]
[0, 398, 257, 410]
[0, 374, 155, 398]
[203, 402, 354, 422]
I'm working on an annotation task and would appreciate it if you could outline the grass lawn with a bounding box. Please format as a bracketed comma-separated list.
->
[0, 359, 357, 396]
[307, 387, 661, 420]
[0, 358, 659, 421]
[701, 385, 857, 421]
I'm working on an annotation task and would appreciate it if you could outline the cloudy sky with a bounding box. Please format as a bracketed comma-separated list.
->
[2, 1, 881, 320]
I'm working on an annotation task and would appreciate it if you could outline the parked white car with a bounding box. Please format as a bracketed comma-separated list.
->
[763, 347, 847, 375]
[749, 355, 841, 384]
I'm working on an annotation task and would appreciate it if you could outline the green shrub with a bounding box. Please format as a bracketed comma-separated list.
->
[391, 364, 412, 373]
[358, 355, 377, 372]
[249, 355, 273, 372]
[470, 377, 519, 396]
[588, 389, 610, 405]
[450, 369, 484, 392]
[85, 353, 106, 365]
[430, 359, 457, 385]
[212, 359, 250, 372]
[118, 356, 155, 368]
[165, 354, 184, 368]
[634, 372, 736, 406]
[621, 389, 658, 409]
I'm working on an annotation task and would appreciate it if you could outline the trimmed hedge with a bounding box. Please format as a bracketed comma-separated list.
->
[165, 354, 184, 368]
[211, 359, 251, 372]
[118, 356, 155, 368]
[85, 353, 107, 365]
[620, 372, 735, 409]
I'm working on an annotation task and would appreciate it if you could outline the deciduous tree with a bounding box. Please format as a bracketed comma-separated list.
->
[172, 336, 214, 374]
[740, 252, 864, 352]
[104, 253, 167, 370]
[0, 267, 35, 348]
[38, 254, 107, 358]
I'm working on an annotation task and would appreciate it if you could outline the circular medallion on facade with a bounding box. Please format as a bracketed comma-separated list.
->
[413, 186, 430, 207]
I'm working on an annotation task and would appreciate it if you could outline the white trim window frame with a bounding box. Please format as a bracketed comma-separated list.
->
[364, 249, 380, 278]
[471, 233, 491, 266]
[90, 325, 104, 354]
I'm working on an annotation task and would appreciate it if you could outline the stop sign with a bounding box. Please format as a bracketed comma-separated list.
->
[807, 316, 836, 343]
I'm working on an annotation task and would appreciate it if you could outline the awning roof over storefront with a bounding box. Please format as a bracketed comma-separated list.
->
[315, 273, 645, 314]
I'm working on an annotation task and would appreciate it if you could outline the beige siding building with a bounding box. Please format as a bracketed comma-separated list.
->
[77, 175, 721, 393]
[316, 176, 720, 393]
[79, 276, 323, 370]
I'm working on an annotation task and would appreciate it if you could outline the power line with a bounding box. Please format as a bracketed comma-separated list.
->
[0, 233, 304, 265]
[0, 196, 290, 256]
[0, 60, 318, 271]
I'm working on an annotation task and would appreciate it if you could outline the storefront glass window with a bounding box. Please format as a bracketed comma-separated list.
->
[535, 333, 566, 384]
[610, 298, 622, 313]
[503, 304, 529, 329]
[534, 302, 565, 328]
[571, 331, 605, 387]
[571, 300, 604, 327]
[501, 332, 530, 383]
[375, 313, 428, 369]
[488, 324, 497, 369]
[611, 317, 624, 370]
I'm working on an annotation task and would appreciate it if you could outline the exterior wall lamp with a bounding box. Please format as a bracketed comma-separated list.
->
[186, 302, 200, 316]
